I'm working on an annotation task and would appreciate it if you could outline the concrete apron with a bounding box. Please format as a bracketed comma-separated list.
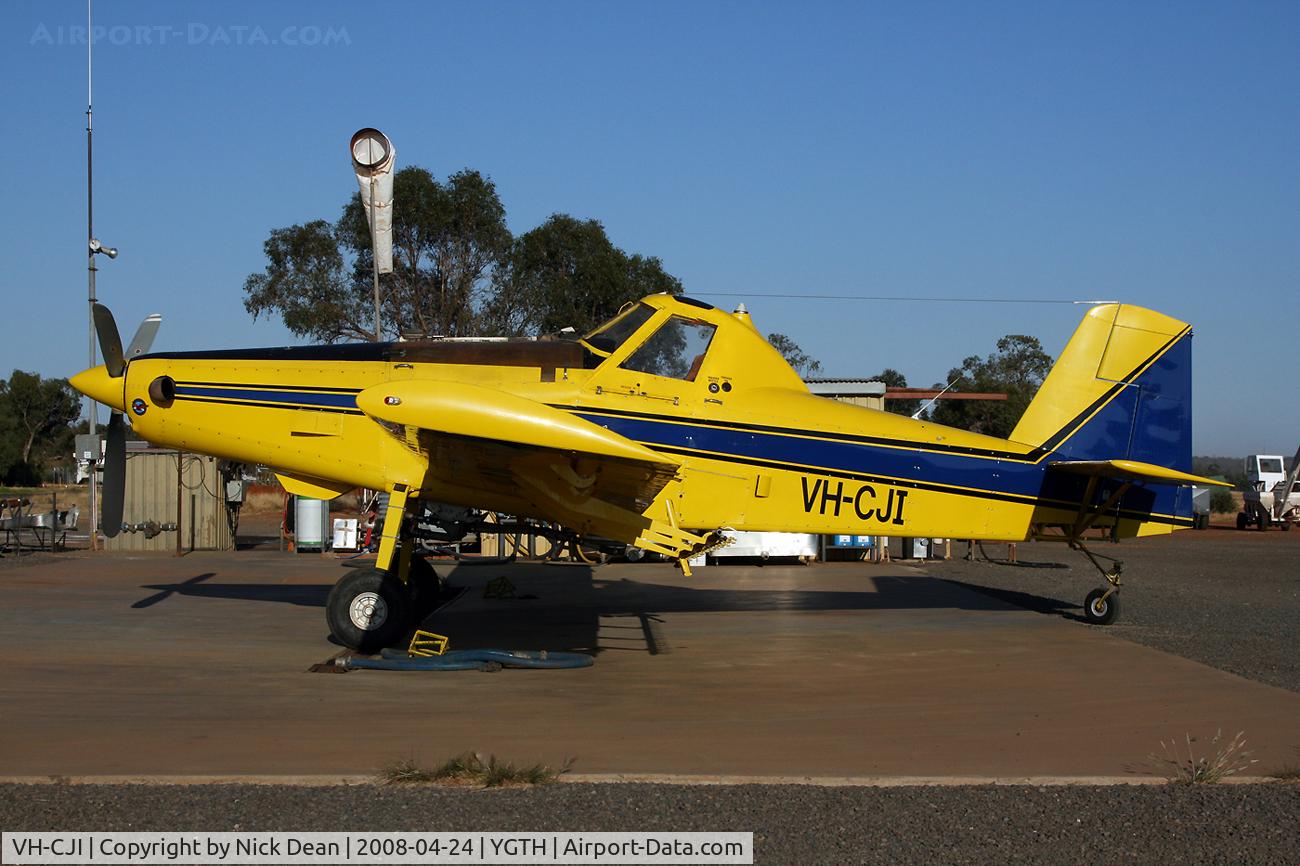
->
[1, 552, 1296, 779]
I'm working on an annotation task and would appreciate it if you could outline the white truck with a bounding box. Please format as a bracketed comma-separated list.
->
[1237, 449, 1300, 530]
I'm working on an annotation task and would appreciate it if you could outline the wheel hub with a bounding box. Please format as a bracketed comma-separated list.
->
[349, 591, 388, 630]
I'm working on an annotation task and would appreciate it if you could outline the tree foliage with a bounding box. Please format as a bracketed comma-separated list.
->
[929, 335, 1053, 438]
[767, 333, 822, 378]
[1192, 456, 1247, 490]
[242, 220, 359, 342]
[487, 214, 682, 337]
[868, 367, 921, 417]
[244, 169, 680, 343]
[0, 371, 81, 484]
[338, 167, 512, 338]
[1209, 488, 1236, 514]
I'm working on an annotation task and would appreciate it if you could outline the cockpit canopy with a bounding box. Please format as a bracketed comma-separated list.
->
[580, 299, 718, 381]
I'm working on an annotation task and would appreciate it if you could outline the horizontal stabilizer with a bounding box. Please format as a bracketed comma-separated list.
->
[1049, 459, 1230, 488]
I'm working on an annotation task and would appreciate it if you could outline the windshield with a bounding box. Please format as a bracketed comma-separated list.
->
[581, 303, 657, 356]
[620, 316, 717, 381]
[1258, 458, 1284, 474]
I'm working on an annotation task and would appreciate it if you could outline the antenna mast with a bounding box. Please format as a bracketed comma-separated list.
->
[85, 0, 100, 551]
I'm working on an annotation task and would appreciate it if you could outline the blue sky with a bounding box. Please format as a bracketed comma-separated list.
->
[2, 0, 1296, 455]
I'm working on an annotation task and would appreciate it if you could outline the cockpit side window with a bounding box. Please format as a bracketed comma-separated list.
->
[619, 316, 717, 381]
[581, 303, 657, 357]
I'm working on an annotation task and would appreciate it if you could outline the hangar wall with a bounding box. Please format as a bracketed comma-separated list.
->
[104, 446, 235, 552]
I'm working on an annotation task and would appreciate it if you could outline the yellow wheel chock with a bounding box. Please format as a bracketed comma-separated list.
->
[407, 630, 450, 657]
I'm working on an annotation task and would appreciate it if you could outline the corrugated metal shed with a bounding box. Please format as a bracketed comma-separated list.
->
[105, 444, 235, 552]
[804, 379, 887, 397]
[805, 378, 887, 410]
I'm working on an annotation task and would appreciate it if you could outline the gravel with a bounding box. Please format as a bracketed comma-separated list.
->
[2, 782, 1297, 864]
[923, 529, 1300, 694]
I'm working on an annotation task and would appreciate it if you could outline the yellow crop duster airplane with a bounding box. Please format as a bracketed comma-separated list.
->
[73, 294, 1226, 650]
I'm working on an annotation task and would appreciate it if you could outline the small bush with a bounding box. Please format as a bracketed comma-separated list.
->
[378, 752, 574, 788]
[1149, 730, 1257, 784]
[1209, 488, 1236, 514]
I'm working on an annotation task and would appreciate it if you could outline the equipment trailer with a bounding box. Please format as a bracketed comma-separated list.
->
[1237, 448, 1300, 530]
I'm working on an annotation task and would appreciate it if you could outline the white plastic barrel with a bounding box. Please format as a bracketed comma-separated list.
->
[295, 496, 327, 552]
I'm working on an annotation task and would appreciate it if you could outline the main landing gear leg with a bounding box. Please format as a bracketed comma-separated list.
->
[1070, 540, 1123, 626]
[326, 484, 438, 652]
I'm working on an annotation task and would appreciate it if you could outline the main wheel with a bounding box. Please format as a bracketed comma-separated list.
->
[406, 555, 444, 615]
[1083, 588, 1121, 625]
[326, 567, 411, 653]
[1236, 512, 1248, 530]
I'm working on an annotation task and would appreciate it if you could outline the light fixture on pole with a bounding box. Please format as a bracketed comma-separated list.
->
[349, 128, 396, 341]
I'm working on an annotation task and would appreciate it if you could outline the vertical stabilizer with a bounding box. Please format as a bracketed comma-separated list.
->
[1011, 304, 1193, 471]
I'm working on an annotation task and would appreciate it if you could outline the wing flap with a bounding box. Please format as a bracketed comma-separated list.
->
[1049, 459, 1230, 487]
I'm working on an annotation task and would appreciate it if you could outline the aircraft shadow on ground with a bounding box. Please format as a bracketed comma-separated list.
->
[132, 572, 328, 610]
[939, 578, 1083, 622]
[129, 566, 1076, 654]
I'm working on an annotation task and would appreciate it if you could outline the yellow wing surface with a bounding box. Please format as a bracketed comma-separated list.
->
[355, 381, 682, 537]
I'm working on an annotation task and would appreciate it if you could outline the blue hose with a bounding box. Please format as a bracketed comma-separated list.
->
[341, 648, 594, 672]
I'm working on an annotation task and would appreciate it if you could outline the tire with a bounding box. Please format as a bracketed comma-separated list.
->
[1083, 588, 1121, 625]
[1236, 512, 1248, 531]
[1256, 510, 1269, 531]
[406, 555, 443, 614]
[326, 567, 411, 653]
[1282, 521, 1291, 532]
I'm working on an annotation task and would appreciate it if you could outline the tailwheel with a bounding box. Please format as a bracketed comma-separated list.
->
[326, 567, 411, 652]
[1069, 539, 1124, 626]
[1083, 587, 1121, 625]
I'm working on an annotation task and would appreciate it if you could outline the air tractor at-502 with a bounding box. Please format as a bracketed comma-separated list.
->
[73, 294, 1228, 651]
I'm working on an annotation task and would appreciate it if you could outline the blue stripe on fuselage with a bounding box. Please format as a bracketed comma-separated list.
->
[579, 410, 1187, 519]
[174, 385, 359, 411]
[576, 410, 1053, 499]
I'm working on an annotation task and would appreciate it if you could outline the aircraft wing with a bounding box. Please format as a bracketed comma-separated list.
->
[1048, 459, 1231, 488]
[355, 381, 681, 517]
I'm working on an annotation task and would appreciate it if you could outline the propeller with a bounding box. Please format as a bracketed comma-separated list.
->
[92, 303, 125, 378]
[125, 314, 162, 363]
[90, 303, 162, 538]
[102, 412, 126, 538]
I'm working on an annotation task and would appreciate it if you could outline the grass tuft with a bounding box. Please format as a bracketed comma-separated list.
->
[1148, 730, 1258, 784]
[378, 752, 574, 788]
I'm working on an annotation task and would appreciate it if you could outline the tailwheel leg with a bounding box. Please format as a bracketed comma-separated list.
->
[326, 484, 431, 652]
[1070, 539, 1123, 626]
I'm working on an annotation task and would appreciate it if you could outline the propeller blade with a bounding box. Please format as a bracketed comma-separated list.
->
[92, 303, 125, 378]
[101, 412, 126, 538]
[125, 314, 162, 361]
